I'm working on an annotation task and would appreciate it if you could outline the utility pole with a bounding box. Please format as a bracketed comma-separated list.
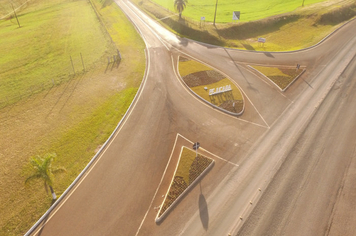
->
[11, 2, 21, 28]
[213, 0, 218, 26]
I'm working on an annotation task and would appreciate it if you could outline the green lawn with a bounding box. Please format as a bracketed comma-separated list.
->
[151, 0, 327, 22]
[0, 0, 115, 106]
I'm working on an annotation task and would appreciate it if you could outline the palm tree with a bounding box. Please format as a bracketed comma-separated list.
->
[25, 153, 66, 200]
[174, 0, 188, 19]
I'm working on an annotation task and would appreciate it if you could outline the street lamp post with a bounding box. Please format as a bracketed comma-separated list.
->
[193, 142, 200, 157]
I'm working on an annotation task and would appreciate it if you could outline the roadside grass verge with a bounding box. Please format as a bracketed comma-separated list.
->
[179, 57, 243, 113]
[132, 0, 356, 51]
[157, 147, 213, 220]
[250, 65, 305, 90]
[0, 0, 145, 235]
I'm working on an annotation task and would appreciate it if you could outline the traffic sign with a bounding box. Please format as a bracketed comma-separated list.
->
[258, 38, 266, 43]
[233, 11, 240, 20]
[193, 142, 200, 150]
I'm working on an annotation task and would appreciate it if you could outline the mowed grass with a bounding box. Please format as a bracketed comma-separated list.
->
[251, 65, 304, 89]
[175, 147, 198, 185]
[133, 0, 356, 51]
[178, 59, 212, 77]
[0, 0, 115, 105]
[0, 0, 145, 235]
[151, 0, 327, 22]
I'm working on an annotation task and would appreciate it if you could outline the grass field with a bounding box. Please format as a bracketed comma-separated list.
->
[0, 0, 145, 235]
[0, 0, 117, 106]
[151, 0, 327, 23]
[134, 0, 356, 51]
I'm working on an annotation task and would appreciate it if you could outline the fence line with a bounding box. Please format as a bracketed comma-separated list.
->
[0, 52, 121, 109]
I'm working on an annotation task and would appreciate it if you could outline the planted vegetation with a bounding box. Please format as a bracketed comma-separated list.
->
[179, 57, 243, 114]
[251, 65, 305, 90]
[157, 147, 213, 219]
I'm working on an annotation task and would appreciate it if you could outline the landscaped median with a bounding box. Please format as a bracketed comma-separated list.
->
[178, 57, 244, 115]
[156, 147, 214, 223]
[249, 65, 306, 91]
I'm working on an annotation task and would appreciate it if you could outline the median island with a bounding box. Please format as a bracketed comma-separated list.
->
[156, 147, 214, 222]
[178, 57, 244, 114]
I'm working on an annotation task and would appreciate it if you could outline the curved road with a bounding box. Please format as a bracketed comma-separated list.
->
[28, 1, 356, 235]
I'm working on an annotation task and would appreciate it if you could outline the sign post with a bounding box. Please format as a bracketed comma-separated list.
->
[193, 142, 200, 157]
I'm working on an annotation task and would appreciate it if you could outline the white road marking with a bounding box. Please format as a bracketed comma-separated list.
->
[179, 134, 239, 167]
[134, 133, 181, 236]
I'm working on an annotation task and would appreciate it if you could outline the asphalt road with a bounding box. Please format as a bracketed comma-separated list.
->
[28, 1, 356, 235]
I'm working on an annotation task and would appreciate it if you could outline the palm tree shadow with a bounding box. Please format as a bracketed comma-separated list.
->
[36, 210, 51, 236]
[199, 187, 209, 230]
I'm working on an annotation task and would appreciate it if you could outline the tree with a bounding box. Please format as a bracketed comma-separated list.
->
[174, 0, 188, 19]
[25, 153, 66, 200]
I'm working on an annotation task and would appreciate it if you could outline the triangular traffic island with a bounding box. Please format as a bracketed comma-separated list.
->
[155, 147, 214, 223]
[178, 56, 244, 115]
[248, 65, 306, 91]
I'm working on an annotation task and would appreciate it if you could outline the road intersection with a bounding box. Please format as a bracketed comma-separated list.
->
[27, 1, 356, 235]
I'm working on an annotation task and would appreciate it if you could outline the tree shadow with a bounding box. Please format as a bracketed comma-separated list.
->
[36, 208, 51, 236]
[161, 17, 224, 46]
[215, 14, 300, 40]
[101, 0, 113, 9]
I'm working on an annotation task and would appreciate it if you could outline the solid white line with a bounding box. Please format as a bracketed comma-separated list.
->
[134, 133, 180, 236]
[122, 0, 171, 51]
[179, 134, 239, 167]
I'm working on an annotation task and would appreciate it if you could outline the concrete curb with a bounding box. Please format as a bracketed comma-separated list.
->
[247, 65, 306, 92]
[155, 146, 215, 223]
[177, 56, 244, 116]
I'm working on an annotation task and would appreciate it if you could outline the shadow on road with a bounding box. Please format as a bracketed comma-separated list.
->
[223, 48, 259, 93]
[199, 185, 209, 230]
